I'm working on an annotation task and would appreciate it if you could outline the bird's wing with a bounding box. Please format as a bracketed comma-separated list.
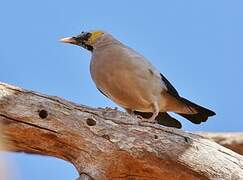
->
[160, 73, 216, 123]
[160, 73, 179, 97]
[97, 88, 108, 98]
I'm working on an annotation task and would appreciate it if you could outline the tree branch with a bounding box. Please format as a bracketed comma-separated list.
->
[0, 82, 242, 180]
[199, 132, 243, 156]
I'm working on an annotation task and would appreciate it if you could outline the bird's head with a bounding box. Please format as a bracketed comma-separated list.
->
[60, 31, 105, 51]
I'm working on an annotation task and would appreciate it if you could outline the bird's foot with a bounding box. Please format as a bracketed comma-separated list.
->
[125, 109, 141, 119]
[138, 117, 157, 124]
[130, 112, 144, 120]
[137, 102, 159, 124]
[135, 114, 144, 120]
[104, 107, 118, 112]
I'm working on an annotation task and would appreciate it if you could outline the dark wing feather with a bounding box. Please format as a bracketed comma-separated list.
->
[160, 74, 216, 124]
[97, 88, 108, 98]
[160, 73, 179, 97]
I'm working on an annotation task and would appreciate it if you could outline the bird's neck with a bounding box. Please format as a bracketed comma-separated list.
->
[93, 34, 123, 50]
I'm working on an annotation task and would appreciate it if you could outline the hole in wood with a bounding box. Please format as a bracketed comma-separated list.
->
[102, 134, 110, 140]
[154, 135, 158, 139]
[39, 110, 48, 119]
[86, 118, 96, 126]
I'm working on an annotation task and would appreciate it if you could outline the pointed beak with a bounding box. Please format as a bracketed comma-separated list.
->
[59, 37, 79, 45]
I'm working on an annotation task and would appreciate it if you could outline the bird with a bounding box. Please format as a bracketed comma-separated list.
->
[60, 30, 216, 128]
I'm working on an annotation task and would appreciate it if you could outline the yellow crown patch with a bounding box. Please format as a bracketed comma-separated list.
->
[88, 31, 104, 44]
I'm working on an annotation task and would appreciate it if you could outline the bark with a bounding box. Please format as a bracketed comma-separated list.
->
[0, 82, 242, 180]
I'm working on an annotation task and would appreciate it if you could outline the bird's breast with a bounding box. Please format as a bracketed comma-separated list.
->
[90, 46, 163, 111]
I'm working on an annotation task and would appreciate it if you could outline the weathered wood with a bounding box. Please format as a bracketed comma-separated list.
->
[200, 132, 243, 156]
[0, 82, 243, 180]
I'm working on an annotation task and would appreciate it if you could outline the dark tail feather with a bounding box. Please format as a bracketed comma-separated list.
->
[178, 97, 216, 124]
[156, 112, 182, 128]
[134, 111, 182, 129]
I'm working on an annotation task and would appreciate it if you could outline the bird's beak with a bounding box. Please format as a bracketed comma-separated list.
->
[59, 37, 79, 45]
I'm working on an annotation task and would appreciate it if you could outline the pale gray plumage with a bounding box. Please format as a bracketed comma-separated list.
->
[60, 30, 215, 128]
[91, 34, 166, 112]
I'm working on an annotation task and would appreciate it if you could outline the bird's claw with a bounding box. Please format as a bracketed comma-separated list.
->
[135, 114, 143, 120]
[137, 116, 157, 124]
[104, 107, 118, 112]
[128, 112, 157, 124]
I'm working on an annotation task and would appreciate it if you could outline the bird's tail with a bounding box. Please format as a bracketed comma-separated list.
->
[177, 97, 216, 124]
[134, 111, 182, 128]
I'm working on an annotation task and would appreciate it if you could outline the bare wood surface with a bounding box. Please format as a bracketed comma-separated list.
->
[199, 132, 243, 156]
[0, 82, 243, 180]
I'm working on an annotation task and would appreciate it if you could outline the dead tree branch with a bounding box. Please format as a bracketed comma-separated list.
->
[0, 82, 242, 180]
[199, 132, 243, 156]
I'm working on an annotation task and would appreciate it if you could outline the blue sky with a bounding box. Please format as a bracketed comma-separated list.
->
[0, 0, 243, 179]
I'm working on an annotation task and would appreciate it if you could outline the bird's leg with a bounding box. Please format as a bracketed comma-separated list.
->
[125, 108, 134, 115]
[140, 102, 159, 123]
[125, 108, 143, 119]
